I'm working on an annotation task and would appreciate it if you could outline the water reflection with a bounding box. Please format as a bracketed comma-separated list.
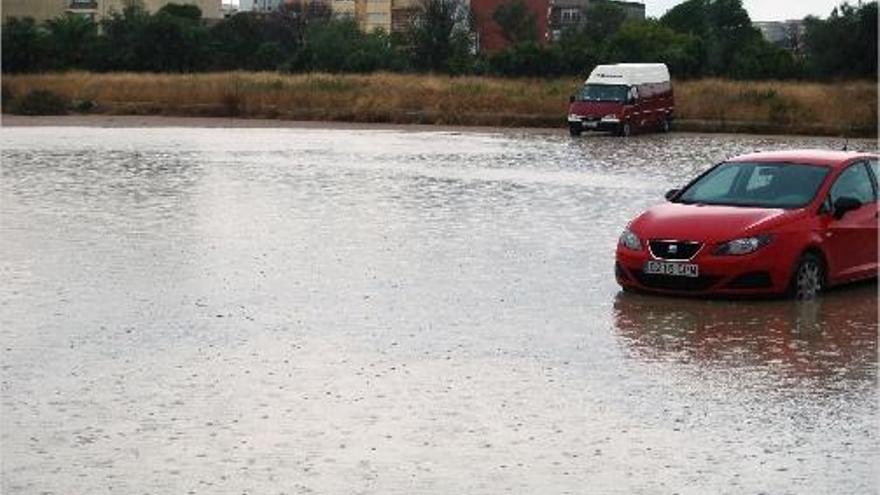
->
[613, 282, 878, 383]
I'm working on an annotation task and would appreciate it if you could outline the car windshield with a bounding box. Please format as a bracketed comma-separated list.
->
[578, 84, 628, 102]
[676, 161, 831, 209]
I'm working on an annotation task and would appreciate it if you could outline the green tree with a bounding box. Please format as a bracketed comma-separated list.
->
[582, 0, 627, 44]
[729, 40, 801, 79]
[157, 3, 202, 21]
[93, 5, 150, 70]
[489, 42, 563, 76]
[554, 0, 626, 74]
[661, 0, 762, 77]
[209, 9, 305, 70]
[408, 0, 475, 72]
[1, 17, 50, 73]
[605, 20, 702, 77]
[492, 0, 538, 44]
[45, 14, 98, 69]
[803, 2, 878, 79]
[134, 11, 209, 71]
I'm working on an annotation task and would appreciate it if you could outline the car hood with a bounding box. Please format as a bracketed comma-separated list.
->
[630, 203, 797, 243]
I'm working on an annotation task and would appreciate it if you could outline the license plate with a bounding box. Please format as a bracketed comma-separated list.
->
[644, 261, 699, 278]
[584, 121, 599, 128]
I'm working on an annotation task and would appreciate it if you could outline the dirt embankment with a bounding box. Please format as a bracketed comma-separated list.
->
[2, 72, 876, 137]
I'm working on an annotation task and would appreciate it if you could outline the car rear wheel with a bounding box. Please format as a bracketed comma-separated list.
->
[661, 117, 671, 133]
[788, 253, 824, 300]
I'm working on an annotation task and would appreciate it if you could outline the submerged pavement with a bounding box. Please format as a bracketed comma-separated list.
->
[1, 127, 876, 494]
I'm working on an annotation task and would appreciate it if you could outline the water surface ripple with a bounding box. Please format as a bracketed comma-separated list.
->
[1, 127, 876, 494]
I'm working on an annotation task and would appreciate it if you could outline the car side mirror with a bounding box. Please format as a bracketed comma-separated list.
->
[665, 188, 680, 201]
[832, 196, 861, 219]
[569, 95, 575, 103]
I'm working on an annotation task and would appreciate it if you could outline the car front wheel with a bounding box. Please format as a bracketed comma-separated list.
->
[569, 124, 583, 137]
[788, 253, 824, 300]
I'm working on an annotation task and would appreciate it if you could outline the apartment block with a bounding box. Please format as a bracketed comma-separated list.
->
[2, 0, 223, 21]
[471, 0, 644, 51]
[548, 0, 644, 40]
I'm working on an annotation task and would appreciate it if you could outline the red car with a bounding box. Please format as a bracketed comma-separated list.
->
[615, 150, 879, 298]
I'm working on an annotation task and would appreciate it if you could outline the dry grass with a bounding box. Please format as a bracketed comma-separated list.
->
[675, 79, 877, 136]
[2, 72, 876, 136]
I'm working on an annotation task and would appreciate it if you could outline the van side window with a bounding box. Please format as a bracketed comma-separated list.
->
[869, 159, 879, 200]
[829, 163, 874, 206]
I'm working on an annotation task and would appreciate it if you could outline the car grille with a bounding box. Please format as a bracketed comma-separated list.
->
[633, 271, 721, 291]
[648, 240, 702, 261]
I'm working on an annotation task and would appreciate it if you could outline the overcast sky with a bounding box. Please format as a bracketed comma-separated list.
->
[645, 0, 844, 21]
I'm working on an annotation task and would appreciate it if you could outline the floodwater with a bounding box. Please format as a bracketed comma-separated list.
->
[1, 126, 877, 494]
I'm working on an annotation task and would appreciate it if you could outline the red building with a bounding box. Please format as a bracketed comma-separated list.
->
[470, 0, 550, 52]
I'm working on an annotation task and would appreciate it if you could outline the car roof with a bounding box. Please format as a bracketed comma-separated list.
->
[727, 149, 878, 168]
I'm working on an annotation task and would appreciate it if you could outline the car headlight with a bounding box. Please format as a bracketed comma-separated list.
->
[714, 235, 773, 256]
[619, 229, 642, 251]
[602, 114, 619, 121]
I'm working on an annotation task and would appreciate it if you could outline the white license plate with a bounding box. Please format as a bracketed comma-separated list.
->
[584, 121, 599, 128]
[644, 261, 699, 278]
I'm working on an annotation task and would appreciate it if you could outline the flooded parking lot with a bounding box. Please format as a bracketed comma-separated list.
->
[1, 126, 877, 494]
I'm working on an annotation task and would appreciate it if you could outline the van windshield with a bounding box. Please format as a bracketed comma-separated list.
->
[578, 84, 628, 102]
[676, 162, 831, 209]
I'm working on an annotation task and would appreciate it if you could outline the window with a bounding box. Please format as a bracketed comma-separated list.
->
[682, 164, 739, 202]
[560, 8, 580, 23]
[677, 162, 830, 209]
[829, 163, 874, 205]
[869, 159, 879, 199]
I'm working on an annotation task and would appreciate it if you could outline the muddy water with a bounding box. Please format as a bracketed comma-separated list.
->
[1, 127, 876, 494]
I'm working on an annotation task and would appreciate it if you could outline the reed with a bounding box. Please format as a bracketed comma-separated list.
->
[2, 72, 876, 136]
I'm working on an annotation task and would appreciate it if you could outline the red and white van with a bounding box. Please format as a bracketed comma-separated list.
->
[567, 63, 674, 137]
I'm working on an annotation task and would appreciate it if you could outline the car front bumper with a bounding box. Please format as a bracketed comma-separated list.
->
[615, 243, 796, 297]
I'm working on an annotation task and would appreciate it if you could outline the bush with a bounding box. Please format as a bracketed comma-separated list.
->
[9, 89, 69, 115]
[1, 84, 14, 111]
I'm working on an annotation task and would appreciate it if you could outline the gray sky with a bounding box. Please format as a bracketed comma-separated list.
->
[645, 0, 844, 21]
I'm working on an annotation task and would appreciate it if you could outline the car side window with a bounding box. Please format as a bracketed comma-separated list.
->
[829, 163, 874, 206]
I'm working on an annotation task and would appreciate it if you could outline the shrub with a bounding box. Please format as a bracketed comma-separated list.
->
[9, 89, 69, 115]
[1, 83, 14, 112]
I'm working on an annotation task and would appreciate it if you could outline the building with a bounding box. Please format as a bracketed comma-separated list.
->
[250, 0, 284, 11]
[754, 20, 805, 53]
[2, 0, 223, 21]
[470, 0, 550, 51]
[389, 0, 418, 32]
[471, 0, 644, 52]
[548, 0, 644, 41]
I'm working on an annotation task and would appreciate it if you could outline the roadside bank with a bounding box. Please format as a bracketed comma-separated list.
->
[2, 72, 876, 138]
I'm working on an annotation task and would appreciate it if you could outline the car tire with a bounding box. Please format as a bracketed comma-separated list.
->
[569, 124, 583, 137]
[788, 252, 825, 300]
[619, 121, 632, 137]
[661, 117, 671, 133]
